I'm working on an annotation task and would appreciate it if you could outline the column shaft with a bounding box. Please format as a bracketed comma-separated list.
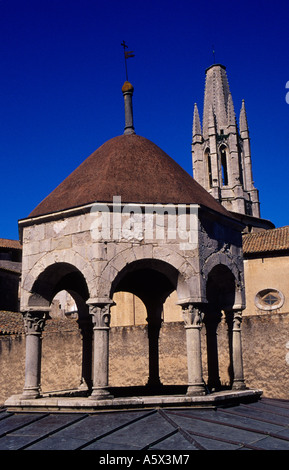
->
[21, 310, 47, 399]
[231, 311, 246, 390]
[182, 304, 206, 396]
[89, 302, 114, 399]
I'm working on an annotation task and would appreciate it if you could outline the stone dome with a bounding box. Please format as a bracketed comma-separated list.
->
[29, 133, 231, 218]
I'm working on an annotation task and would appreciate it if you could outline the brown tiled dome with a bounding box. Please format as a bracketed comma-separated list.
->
[29, 133, 230, 218]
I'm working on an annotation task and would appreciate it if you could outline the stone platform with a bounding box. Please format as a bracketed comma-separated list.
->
[5, 387, 262, 413]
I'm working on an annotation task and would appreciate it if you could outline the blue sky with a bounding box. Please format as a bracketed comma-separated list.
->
[1, 0, 288, 240]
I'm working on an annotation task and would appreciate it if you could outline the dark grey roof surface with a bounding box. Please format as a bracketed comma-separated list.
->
[1, 397, 289, 450]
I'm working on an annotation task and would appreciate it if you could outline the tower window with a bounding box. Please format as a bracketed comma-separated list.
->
[205, 149, 213, 188]
[220, 147, 228, 186]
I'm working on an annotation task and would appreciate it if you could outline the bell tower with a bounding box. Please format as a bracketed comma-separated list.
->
[192, 64, 260, 218]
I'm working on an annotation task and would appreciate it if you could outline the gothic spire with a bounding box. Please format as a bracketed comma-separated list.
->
[227, 93, 236, 128]
[239, 99, 249, 134]
[192, 63, 261, 219]
[203, 64, 230, 137]
[192, 103, 202, 139]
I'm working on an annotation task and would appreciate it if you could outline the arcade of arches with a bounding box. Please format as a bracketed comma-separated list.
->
[19, 217, 246, 402]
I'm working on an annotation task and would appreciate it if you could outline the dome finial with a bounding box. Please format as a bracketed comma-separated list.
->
[122, 81, 135, 135]
[120, 41, 136, 135]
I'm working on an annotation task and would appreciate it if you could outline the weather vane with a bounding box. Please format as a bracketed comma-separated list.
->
[121, 41, 135, 81]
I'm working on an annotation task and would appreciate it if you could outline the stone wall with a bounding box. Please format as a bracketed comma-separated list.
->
[1, 313, 289, 405]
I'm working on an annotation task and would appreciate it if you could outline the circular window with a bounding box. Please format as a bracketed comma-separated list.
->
[255, 288, 284, 311]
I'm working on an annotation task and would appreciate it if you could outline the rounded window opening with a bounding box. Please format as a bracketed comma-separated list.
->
[255, 288, 284, 311]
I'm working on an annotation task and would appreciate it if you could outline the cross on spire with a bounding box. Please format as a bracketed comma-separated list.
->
[121, 40, 135, 81]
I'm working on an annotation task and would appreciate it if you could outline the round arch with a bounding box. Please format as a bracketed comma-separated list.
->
[201, 251, 245, 309]
[27, 262, 90, 311]
[22, 249, 96, 307]
[97, 245, 198, 302]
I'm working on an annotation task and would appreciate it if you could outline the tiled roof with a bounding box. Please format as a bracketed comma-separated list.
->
[0, 312, 79, 335]
[0, 239, 22, 250]
[243, 226, 289, 255]
[0, 312, 24, 335]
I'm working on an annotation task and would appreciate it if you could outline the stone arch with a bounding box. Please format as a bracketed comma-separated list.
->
[97, 245, 198, 302]
[27, 262, 89, 309]
[201, 251, 244, 308]
[107, 257, 182, 388]
[25, 261, 93, 393]
[22, 249, 96, 308]
[202, 253, 245, 391]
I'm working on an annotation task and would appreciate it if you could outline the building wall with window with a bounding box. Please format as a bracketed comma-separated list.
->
[242, 227, 289, 317]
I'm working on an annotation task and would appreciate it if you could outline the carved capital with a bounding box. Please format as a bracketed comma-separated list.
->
[225, 309, 243, 331]
[182, 304, 204, 329]
[89, 304, 111, 329]
[232, 310, 242, 331]
[22, 311, 47, 336]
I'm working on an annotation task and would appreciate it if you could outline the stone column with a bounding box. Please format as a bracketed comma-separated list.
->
[88, 300, 114, 399]
[21, 308, 48, 399]
[77, 316, 93, 393]
[226, 309, 246, 390]
[182, 303, 206, 396]
[146, 300, 163, 390]
[231, 310, 246, 390]
[204, 308, 222, 391]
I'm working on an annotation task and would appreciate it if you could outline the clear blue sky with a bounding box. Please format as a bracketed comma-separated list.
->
[1, 0, 288, 241]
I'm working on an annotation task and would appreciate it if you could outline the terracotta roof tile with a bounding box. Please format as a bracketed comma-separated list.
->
[0, 312, 24, 335]
[0, 312, 80, 335]
[0, 239, 22, 250]
[243, 226, 289, 254]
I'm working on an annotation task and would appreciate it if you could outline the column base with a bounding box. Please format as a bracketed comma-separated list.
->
[186, 383, 206, 396]
[146, 378, 163, 388]
[89, 387, 114, 400]
[232, 379, 246, 390]
[21, 387, 41, 400]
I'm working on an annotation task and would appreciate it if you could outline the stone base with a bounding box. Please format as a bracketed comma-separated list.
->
[4, 388, 262, 413]
[89, 388, 114, 400]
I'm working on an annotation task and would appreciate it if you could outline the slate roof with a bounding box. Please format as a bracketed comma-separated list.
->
[0, 397, 289, 450]
[28, 134, 231, 219]
[243, 226, 289, 255]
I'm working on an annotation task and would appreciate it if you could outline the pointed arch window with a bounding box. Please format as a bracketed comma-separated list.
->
[220, 145, 228, 186]
[205, 149, 213, 188]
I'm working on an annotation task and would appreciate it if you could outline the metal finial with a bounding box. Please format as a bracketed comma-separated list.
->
[121, 40, 135, 81]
